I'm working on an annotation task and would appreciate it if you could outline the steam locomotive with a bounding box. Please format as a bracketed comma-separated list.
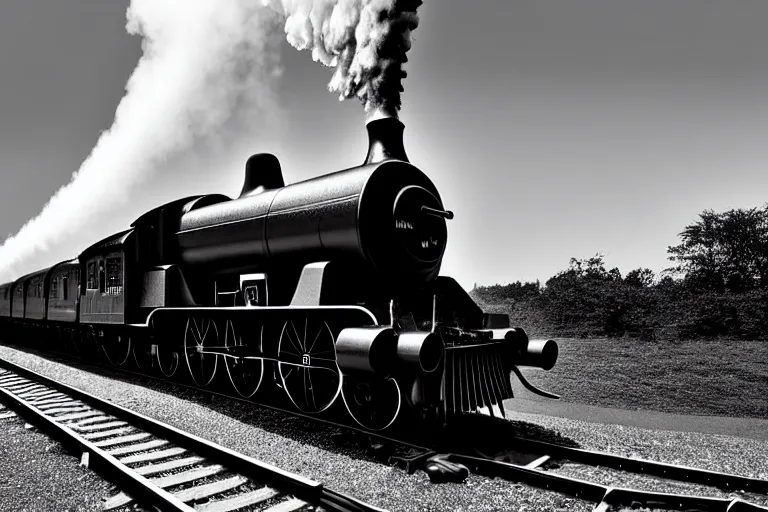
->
[0, 115, 558, 433]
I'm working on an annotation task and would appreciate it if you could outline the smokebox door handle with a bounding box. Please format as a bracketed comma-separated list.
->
[421, 206, 454, 220]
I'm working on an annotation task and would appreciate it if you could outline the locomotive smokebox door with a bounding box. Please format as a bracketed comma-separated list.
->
[240, 273, 267, 307]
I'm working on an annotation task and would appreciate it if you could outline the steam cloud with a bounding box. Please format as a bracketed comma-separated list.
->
[0, 1, 283, 282]
[263, 0, 422, 115]
[0, 0, 423, 282]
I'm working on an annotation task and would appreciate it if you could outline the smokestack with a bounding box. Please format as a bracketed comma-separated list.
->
[363, 106, 409, 165]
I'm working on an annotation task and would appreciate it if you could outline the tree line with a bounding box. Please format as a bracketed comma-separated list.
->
[470, 205, 768, 340]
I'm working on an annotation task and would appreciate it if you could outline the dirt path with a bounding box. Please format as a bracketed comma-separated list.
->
[506, 397, 768, 441]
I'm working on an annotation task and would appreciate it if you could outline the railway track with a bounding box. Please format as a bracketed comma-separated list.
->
[4, 346, 768, 512]
[439, 415, 768, 511]
[366, 430, 768, 511]
[450, 452, 768, 512]
[0, 357, 385, 512]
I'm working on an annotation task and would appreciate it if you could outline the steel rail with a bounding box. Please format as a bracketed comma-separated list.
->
[508, 435, 768, 495]
[0, 357, 387, 512]
[451, 454, 768, 512]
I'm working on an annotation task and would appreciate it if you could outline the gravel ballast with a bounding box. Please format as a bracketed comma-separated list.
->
[0, 409, 113, 511]
[1, 344, 767, 512]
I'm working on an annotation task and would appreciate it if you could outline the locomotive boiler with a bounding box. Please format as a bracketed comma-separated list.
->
[0, 111, 559, 434]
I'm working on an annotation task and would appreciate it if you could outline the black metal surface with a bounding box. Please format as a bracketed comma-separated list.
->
[0, 358, 388, 512]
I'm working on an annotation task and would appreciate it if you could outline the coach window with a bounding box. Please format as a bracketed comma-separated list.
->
[63, 275, 69, 300]
[99, 260, 106, 294]
[50, 277, 58, 300]
[87, 262, 97, 289]
[106, 257, 122, 296]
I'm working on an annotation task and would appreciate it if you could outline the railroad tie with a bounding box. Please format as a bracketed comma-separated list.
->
[119, 446, 187, 465]
[72, 420, 128, 433]
[103, 464, 226, 510]
[133, 456, 204, 477]
[107, 439, 169, 457]
[81, 426, 134, 440]
[93, 432, 152, 448]
[171, 475, 249, 505]
[195, 486, 280, 512]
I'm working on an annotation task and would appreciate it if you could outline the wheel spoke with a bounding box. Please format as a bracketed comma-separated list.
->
[307, 327, 323, 354]
[291, 322, 305, 352]
[202, 318, 211, 343]
[285, 326, 303, 356]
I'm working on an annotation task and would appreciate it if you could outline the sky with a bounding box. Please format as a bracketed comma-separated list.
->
[1, 0, 768, 290]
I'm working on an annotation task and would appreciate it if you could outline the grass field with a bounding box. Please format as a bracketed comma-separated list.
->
[517, 338, 768, 419]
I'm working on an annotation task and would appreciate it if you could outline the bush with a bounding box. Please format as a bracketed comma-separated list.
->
[473, 253, 768, 341]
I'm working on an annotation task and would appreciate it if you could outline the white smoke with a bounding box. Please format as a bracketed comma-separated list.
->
[263, 0, 421, 114]
[0, 0, 283, 282]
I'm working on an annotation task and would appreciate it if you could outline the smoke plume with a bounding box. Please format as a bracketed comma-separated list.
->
[0, 1, 283, 282]
[263, 0, 422, 115]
